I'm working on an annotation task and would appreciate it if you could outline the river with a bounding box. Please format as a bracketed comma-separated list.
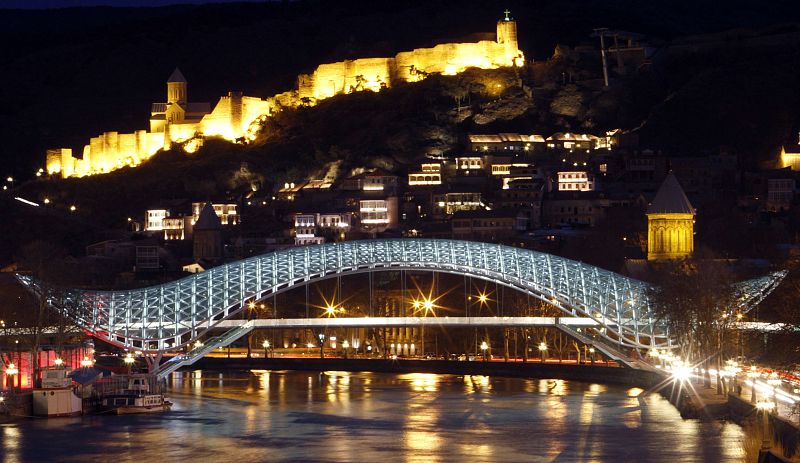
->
[1, 370, 748, 462]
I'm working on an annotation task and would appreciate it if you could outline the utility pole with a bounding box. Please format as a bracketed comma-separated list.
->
[594, 28, 610, 87]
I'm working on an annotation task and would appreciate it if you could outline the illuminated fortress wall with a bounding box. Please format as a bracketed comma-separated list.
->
[201, 92, 271, 140]
[47, 15, 522, 178]
[297, 19, 523, 102]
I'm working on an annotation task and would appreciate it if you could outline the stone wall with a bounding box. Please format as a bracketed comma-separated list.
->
[47, 19, 522, 178]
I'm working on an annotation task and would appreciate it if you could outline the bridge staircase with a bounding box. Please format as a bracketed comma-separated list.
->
[155, 320, 254, 379]
[556, 323, 660, 372]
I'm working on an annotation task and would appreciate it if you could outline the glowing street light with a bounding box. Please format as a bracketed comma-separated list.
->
[342, 339, 350, 359]
[69, 205, 77, 212]
[538, 342, 548, 363]
[123, 353, 134, 373]
[325, 305, 337, 317]
[671, 361, 692, 382]
[5, 362, 18, 389]
[478, 293, 488, 304]
[262, 339, 270, 358]
[480, 341, 489, 361]
[756, 399, 775, 451]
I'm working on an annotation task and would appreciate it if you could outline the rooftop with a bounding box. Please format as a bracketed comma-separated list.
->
[167, 67, 187, 83]
[194, 202, 222, 230]
[646, 173, 694, 214]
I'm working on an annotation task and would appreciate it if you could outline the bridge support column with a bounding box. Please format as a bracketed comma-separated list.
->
[144, 352, 163, 374]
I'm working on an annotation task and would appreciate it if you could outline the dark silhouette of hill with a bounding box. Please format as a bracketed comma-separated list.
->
[2, 0, 800, 179]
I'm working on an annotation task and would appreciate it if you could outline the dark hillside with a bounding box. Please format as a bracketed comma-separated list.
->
[2, 0, 800, 177]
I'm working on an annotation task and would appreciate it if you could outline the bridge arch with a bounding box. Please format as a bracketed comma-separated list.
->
[15, 239, 782, 355]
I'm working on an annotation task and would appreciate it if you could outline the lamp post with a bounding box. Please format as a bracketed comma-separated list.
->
[318, 333, 325, 359]
[5, 363, 18, 390]
[589, 347, 596, 365]
[538, 342, 548, 363]
[263, 340, 270, 358]
[123, 353, 134, 374]
[480, 341, 488, 361]
[767, 373, 781, 410]
[342, 340, 350, 359]
[756, 399, 775, 455]
[747, 368, 760, 404]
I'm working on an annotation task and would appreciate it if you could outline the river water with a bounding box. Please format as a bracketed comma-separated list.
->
[1, 370, 748, 462]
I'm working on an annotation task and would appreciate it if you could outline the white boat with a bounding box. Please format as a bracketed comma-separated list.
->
[99, 374, 172, 415]
[33, 368, 83, 417]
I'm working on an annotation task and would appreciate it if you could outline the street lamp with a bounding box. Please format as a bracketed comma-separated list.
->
[5, 363, 18, 389]
[767, 373, 781, 409]
[123, 353, 134, 373]
[756, 399, 775, 453]
[538, 342, 548, 363]
[747, 367, 760, 404]
[262, 340, 270, 358]
[480, 341, 489, 361]
[318, 333, 326, 359]
[589, 347, 596, 365]
[325, 305, 337, 317]
[342, 340, 350, 359]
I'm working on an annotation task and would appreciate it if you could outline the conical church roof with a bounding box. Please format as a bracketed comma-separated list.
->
[167, 67, 187, 83]
[647, 173, 694, 214]
[194, 202, 222, 230]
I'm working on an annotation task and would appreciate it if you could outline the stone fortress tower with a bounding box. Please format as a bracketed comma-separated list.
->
[646, 173, 695, 261]
[496, 9, 521, 66]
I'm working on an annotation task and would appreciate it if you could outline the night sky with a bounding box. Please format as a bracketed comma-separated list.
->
[1, 0, 270, 8]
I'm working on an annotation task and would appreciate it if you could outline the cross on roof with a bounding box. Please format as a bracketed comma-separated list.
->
[504, 9, 511, 21]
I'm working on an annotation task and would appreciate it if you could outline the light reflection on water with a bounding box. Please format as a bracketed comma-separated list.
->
[1, 370, 747, 462]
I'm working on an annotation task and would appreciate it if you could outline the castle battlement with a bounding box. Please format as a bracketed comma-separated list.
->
[47, 14, 523, 178]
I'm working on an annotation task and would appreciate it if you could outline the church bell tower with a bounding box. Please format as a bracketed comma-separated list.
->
[646, 173, 695, 261]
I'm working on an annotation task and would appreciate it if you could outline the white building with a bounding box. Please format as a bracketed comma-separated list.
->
[191, 202, 239, 226]
[293, 212, 353, 245]
[557, 171, 595, 191]
[145, 209, 169, 231]
[408, 163, 442, 186]
[359, 197, 398, 231]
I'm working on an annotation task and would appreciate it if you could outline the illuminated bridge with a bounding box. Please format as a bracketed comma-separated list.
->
[17, 239, 785, 373]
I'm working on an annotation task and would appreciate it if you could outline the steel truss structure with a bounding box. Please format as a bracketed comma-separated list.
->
[16, 239, 785, 354]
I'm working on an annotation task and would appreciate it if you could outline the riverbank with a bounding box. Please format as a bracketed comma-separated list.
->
[190, 357, 664, 387]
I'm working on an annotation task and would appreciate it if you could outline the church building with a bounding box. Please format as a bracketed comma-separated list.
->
[646, 173, 695, 261]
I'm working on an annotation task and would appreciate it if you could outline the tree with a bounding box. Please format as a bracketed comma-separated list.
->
[9, 241, 76, 387]
[649, 256, 738, 386]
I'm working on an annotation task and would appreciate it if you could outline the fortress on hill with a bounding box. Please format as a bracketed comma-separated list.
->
[46, 13, 523, 178]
